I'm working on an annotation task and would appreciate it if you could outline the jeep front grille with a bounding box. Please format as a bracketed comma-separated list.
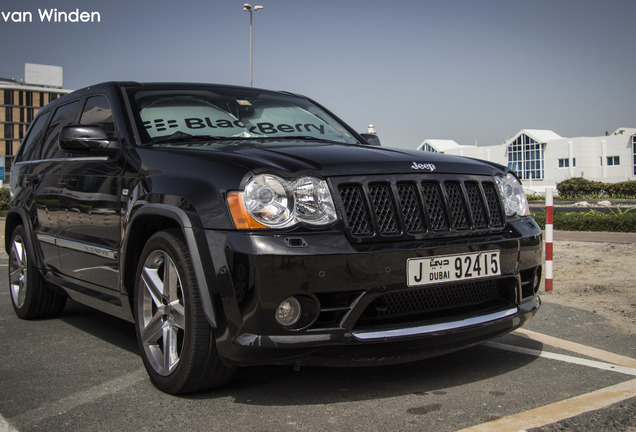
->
[333, 175, 505, 242]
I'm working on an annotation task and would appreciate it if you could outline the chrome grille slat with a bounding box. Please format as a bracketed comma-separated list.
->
[338, 185, 372, 236]
[483, 183, 504, 226]
[421, 181, 447, 230]
[466, 181, 488, 228]
[397, 183, 425, 233]
[445, 181, 469, 229]
[369, 183, 399, 235]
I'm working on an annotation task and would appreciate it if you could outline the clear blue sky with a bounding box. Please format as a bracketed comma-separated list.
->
[2, 0, 635, 149]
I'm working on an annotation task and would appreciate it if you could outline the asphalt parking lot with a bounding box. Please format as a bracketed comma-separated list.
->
[1, 243, 635, 432]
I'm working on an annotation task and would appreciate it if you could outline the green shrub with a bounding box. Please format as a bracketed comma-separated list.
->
[604, 181, 636, 198]
[556, 177, 601, 198]
[531, 209, 636, 232]
[526, 194, 544, 201]
[0, 188, 9, 210]
[556, 178, 636, 199]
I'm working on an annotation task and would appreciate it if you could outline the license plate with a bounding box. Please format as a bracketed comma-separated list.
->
[407, 251, 500, 287]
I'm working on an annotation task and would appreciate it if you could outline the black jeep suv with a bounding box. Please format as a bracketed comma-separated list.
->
[7, 82, 542, 394]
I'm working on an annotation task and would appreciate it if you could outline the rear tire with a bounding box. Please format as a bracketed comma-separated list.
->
[9, 225, 66, 319]
[134, 230, 235, 394]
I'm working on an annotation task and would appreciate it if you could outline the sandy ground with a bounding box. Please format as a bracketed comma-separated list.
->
[543, 240, 636, 335]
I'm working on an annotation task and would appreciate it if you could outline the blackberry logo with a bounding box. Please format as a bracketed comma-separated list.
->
[143, 119, 178, 132]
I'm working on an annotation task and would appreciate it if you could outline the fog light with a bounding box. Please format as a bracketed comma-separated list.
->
[276, 297, 302, 327]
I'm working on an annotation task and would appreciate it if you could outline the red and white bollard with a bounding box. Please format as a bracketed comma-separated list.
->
[544, 188, 553, 291]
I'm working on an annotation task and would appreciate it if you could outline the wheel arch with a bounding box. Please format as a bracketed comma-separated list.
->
[5, 208, 40, 265]
[123, 204, 219, 328]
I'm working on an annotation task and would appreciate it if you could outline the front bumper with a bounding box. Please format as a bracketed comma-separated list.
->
[203, 217, 542, 366]
[230, 298, 539, 367]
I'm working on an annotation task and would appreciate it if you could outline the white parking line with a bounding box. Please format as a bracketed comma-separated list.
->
[515, 328, 636, 369]
[457, 378, 636, 432]
[485, 341, 636, 376]
[459, 329, 636, 432]
[0, 416, 18, 432]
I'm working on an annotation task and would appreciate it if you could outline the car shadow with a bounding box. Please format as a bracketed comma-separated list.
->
[56, 299, 545, 405]
[60, 299, 138, 354]
[192, 335, 544, 405]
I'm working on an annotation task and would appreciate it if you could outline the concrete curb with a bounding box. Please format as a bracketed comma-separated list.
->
[553, 230, 636, 244]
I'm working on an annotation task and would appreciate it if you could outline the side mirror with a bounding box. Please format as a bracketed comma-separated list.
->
[360, 133, 381, 146]
[59, 125, 120, 155]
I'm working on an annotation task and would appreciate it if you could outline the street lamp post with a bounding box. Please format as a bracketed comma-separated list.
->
[243, 3, 263, 87]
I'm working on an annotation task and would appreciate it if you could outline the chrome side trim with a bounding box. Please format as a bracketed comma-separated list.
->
[15, 158, 66, 165]
[36, 233, 117, 260]
[57, 239, 117, 260]
[352, 308, 518, 341]
[65, 156, 109, 162]
[37, 234, 57, 245]
[14, 156, 108, 165]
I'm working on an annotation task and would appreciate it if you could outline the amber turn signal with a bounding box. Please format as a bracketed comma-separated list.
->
[227, 192, 269, 229]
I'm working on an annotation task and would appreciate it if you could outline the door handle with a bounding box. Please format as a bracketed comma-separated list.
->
[25, 176, 40, 186]
[59, 178, 79, 188]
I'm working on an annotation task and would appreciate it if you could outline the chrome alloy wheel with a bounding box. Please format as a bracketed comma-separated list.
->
[9, 235, 27, 309]
[138, 249, 186, 376]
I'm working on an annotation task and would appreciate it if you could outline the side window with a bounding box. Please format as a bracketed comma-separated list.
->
[41, 101, 80, 160]
[80, 95, 115, 135]
[15, 111, 50, 163]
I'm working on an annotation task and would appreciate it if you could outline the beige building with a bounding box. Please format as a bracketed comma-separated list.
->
[0, 76, 72, 178]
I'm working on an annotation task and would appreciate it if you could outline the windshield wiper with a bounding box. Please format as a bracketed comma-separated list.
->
[148, 132, 344, 146]
[262, 136, 343, 144]
[149, 132, 223, 144]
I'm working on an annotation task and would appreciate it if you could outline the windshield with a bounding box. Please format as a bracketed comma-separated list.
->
[126, 86, 359, 145]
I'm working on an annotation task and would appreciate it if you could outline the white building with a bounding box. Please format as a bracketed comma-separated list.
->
[417, 128, 636, 195]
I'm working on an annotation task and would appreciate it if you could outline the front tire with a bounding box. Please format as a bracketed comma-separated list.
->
[9, 225, 66, 319]
[134, 230, 235, 394]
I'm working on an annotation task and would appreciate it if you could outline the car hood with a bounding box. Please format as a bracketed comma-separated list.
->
[169, 141, 504, 178]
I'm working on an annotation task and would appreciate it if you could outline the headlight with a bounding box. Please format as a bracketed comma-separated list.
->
[495, 173, 529, 217]
[244, 174, 293, 226]
[228, 174, 337, 229]
[293, 176, 337, 223]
